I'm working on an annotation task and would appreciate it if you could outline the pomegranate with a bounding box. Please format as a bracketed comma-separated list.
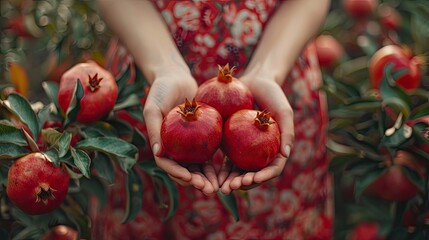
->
[369, 45, 422, 90]
[57, 61, 118, 124]
[342, 0, 379, 18]
[195, 64, 254, 120]
[377, 4, 402, 30]
[6, 152, 70, 215]
[223, 110, 280, 171]
[160, 98, 223, 164]
[40, 225, 79, 240]
[364, 151, 424, 201]
[314, 34, 345, 68]
[347, 222, 385, 240]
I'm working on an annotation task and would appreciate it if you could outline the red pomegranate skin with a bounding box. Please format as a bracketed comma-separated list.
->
[57, 61, 118, 123]
[195, 64, 254, 120]
[369, 45, 422, 90]
[223, 110, 280, 171]
[364, 165, 420, 201]
[40, 225, 79, 240]
[160, 99, 223, 164]
[7, 152, 70, 215]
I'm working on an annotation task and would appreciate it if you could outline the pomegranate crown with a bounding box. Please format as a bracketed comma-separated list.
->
[217, 63, 237, 83]
[255, 111, 275, 129]
[177, 98, 201, 120]
[88, 73, 103, 91]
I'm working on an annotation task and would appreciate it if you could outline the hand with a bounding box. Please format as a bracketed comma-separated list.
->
[219, 75, 294, 194]
[143, 70, 219, 196]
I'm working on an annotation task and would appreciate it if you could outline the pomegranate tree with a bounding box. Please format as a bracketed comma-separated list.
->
[6, 152, 70, 215]
[161, 98, 223, 164]
[223, 110, 280, 171]
[195, 64, 254, 121]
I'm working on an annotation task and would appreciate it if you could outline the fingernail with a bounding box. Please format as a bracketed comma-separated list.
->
[284, 145, 291, 158]
[152, 143, 160, 156]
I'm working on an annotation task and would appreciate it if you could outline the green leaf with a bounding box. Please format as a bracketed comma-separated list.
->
[379, 65, 411, 119]
[41, 81, 60, 114]
[43, 147, 60, 166]
[41, 128, 62, 146]
[113, 94, 141, 111]
[80, 177, 107, 210]
[71, 148, 91, 178]
[329, 154, 361, 172]
[37, 103, 53, 131]
[217, 192, 240, 222]
[355, 167, 386, 199]
[11, 226, 42, 240]
[0, 143, 28, 159]
[64, 79, 84, 127]
[58, 131, 72, 158]
[126, 106, 145, 122]
[3, 93, 40, 141]
[82, 122, 117, 138]
[75, 137, 138, 172]
[92, 152, 115, 184]
[116, 63, 132, 99]
[0, 123, 27, 146]
[107, 118, 134, 138]
[410, 103, 429, 120]
[122, 167, 143, 223]
[139, 160, 178, 220]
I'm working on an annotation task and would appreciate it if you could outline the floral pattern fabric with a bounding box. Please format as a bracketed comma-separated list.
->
[94, 1, 333, 239]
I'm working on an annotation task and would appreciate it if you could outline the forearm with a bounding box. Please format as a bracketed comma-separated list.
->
[243, 0, 331, 84]
[96, 0, 191, 83]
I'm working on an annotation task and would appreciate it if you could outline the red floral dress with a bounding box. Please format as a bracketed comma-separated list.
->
[94, 1, 333, 239]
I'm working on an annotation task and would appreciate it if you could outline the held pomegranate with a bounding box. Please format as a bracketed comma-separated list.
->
[6, 152, 70, 215]
[369, 45, 422, 91]
[57, 61, 118, 124]
[223, 110, 280, 171]
[195, 64, 254, 120]
[160, 98, 223, 164]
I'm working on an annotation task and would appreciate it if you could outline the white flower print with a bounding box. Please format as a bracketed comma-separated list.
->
[290, 139, 314, 166]
[231, 9, 261, 47]
[272, 190, 300, 223]
[292, 172, 321, 200]
[174, 2, 200, 31]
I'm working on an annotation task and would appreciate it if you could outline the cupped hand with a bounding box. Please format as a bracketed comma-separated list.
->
[143, 71, 219, 196]
[219, 75, 294, 194]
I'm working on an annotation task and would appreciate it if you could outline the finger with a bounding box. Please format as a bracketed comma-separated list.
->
[253, 155, 287, 183]
[189, 173, 205, 190]
[249, 81, 295, 158]
[220, 171, 240, 195]
[203, 164, 219, 192]
[168, 174, 191, 187]
[241, 172, 256, 186]
[230, 175, 244, 190]
[154, 156, 192, 182]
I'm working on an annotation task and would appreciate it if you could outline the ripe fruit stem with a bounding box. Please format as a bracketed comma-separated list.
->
[217, 63, 236, 83]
